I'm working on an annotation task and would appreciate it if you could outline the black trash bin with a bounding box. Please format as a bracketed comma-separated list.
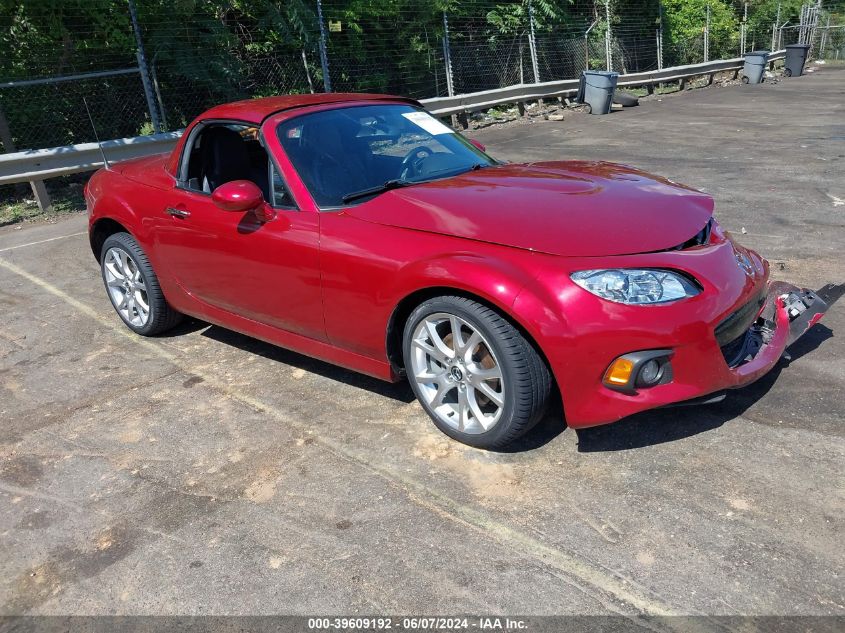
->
[742, 51, 769, 84]
[580, 70, 619, 115]
[784, 44, 811, 77]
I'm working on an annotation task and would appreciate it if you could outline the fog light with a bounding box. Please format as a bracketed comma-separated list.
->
[604, 358, 635, 385]
[603, 350, 673, 394]
[638, 359, 662, 386]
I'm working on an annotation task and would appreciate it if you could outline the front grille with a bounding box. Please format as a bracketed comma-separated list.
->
[714, 290, 766, 347]
[647, 218, 713, 254]
[673, 218, 712, 251]
[720, 331, 749, 366]
[720, 327, 764, 367]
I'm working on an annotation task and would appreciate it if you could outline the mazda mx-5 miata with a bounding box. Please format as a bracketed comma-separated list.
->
[85, 93, 828, 448]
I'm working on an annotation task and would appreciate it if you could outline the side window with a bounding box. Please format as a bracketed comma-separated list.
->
[269, 162, 296, 209]
[183, 123, 286, 208]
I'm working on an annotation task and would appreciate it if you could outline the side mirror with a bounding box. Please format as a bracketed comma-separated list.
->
[211, 180, 274, 222]
[469, 138, 486, 152]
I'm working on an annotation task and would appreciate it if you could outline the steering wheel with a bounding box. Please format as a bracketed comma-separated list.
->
[399, 146, 433, 180]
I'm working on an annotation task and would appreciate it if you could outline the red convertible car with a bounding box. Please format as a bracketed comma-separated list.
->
[85, 93, 828, 448]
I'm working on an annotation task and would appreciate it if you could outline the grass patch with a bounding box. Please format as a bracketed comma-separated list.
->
[0, 175, 87, 227]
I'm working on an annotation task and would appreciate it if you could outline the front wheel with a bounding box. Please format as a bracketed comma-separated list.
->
[403, 296, 551, 449]
[100, 232, 182, 336]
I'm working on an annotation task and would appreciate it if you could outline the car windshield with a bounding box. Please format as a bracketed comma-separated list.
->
[277, 103, 495, 207]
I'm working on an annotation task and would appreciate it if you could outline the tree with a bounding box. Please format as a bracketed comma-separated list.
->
[742, 0, 804, 49]
[662, 0, 739, 63]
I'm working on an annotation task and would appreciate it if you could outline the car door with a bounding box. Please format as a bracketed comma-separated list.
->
[152, 123, 325, 341]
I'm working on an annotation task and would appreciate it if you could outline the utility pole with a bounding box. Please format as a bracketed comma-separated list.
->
[740, 2, 748, 54]
[301, 50, 314, 93]
[820, 15, 831, 57]
[128, 0, 162, 133]
[528, 1, 541, 83]
[316, 0, 332, 92]
[604, 0, 612, 72]
[442, 12, 455, 97]
[807, 1, 822, 56]
[777, 19, 789, 49]
[657, 0, 663, 70]
[772, 3, 781, 52]
[585, 19, 598, 70]
[704, 4, 711, 62]
[799, 3, 806, 44]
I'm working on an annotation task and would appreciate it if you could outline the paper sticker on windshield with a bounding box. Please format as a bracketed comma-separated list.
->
[402, 111, 454, 136]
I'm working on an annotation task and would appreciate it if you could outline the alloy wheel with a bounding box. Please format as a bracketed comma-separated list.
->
[103, 247, 150, 328]
[409, 312, 505, 434]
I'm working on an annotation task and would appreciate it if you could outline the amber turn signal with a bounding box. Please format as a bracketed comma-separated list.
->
[604, 358, 635, 386]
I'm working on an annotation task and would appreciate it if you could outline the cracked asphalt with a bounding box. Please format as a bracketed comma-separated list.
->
[0, 65, 843, 619]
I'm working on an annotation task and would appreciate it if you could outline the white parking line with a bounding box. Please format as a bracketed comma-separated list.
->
[0, 231, 87, 253]
[0, 252, 689, 621]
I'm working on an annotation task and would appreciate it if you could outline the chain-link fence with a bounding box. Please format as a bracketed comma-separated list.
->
[2, 1, 844, 162]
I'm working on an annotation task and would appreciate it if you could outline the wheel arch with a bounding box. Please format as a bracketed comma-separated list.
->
[385, 285, 554, 385]
[90, 217, 131, 262]
[87, 168, 149, 263]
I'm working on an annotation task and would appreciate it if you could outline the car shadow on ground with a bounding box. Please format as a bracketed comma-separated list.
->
[574, 323, 834, 453]
[161, 305, 835, 454]
[198, 324, 417, 403]
[155, 318, 209, 337]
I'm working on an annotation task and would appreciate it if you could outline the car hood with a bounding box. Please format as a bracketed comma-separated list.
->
[346, 161, 714, 257]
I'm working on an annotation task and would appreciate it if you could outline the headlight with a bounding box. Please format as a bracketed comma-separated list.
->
[570, 269, 699, 305]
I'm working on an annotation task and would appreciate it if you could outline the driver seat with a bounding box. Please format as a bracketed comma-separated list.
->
[201, 127, 253, 193]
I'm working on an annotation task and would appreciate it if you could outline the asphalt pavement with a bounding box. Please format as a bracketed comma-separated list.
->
[0, 65, 842, 620]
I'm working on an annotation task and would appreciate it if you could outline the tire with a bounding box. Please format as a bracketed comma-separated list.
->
[100, 232, 182, 336]
[783, 68, 793, 77]
[742, 76, 750, 84]
[403, 296, 551, 449]
[613, 90, 639, 107]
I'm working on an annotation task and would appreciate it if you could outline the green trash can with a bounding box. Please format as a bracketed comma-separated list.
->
[742, 51, 769, 84]
[581, 70, 619, 115]
[784, 44, 811, 77]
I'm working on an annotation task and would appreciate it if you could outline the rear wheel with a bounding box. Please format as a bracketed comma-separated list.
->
[100, 232, 182, 336]
[403, 296, 551, 449]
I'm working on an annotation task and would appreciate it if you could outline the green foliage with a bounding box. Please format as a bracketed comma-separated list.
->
[662, 0, 739, 60]
[322, 0, 446, 96]
[486, 0, 574, 35]
[744, 0, 805, 29]
[1, 0, 835, 152]
[0, 0, 135, 78]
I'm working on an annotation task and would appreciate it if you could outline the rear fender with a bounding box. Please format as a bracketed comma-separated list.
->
[88, 170, 153, 256]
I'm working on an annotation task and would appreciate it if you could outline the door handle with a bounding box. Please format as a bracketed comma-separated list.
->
[166, 207, 191, 219]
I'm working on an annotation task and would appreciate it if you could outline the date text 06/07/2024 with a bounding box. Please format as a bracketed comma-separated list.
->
[306, 616, 529, 630]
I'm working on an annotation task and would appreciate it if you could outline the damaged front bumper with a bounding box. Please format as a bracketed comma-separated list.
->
[720, 281, 828, 382]
[556, 278, 830, 428]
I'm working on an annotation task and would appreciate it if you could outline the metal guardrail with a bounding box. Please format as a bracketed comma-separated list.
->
[0, 67, 141, 90]
[0, 132, 182, 210]
[1, 51, 786, 211]
[0, 132, 182, 186]
[423, 51, 786, 116]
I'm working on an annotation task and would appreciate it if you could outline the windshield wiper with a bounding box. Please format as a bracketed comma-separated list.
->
[342, 164, 493, 203]
[342, 179, 412, 204]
